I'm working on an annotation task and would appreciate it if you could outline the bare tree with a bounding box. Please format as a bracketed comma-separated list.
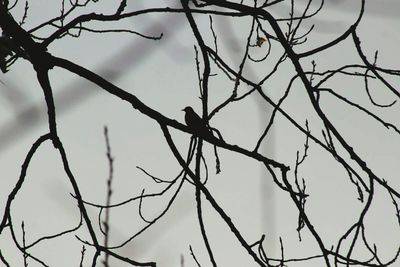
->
[0, 0, 399, 266]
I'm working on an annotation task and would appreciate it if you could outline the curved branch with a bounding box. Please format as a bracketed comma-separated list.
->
[0, 134, 51, 235]
[352, 31, 400, 99]
[160, 123, 268, 267]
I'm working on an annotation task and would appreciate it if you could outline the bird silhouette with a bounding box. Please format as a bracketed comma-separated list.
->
[182, 106, 214, 140]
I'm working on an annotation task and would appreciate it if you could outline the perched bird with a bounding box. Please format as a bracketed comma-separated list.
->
[182, 106, 214, 140]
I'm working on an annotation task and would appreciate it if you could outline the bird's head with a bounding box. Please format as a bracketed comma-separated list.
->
[182, 106, 193, 113]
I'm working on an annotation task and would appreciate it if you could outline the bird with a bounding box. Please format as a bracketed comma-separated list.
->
[182, 106, 214, 140]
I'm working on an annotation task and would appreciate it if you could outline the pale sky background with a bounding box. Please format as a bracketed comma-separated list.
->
[0, 1, 399, 266]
